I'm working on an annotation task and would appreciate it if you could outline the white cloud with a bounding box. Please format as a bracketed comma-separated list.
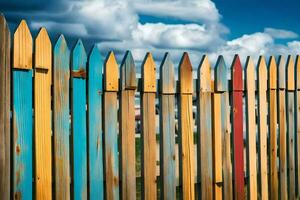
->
[264, 28, 298, 39]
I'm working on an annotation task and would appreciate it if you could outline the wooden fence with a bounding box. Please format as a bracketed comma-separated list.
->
[1, 15, 300, 200]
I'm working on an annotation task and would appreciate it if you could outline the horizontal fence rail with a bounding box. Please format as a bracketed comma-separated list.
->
[1, 16, 300, 200]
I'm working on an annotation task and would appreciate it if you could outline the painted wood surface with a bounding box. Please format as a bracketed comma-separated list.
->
[159, 53, 176, 200]
[257, 56, 269, 200]
[268, 56, 278, 200]
[141, 52, 157, 200]
[296, 55, 300, 199]
[34, 27, 52, 200]
[88, 46, 104, 200]
[245, 57, 257, 200]
[178, 52, 195, 200]
[278, 55, 288, 200]
[0, 14, 10, 200]
[71, 40, 88, 200]
[103, 52, 119, 200]
[231, 55, 244, 200]
[12, 20, 33, 200]
[53, 35, 71, 200]
[197, 55, 213, 199]
[120, 51, 136, 200]
[215, 56, 233, 200]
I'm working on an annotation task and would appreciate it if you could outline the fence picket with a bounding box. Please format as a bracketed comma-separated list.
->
[103, 52, 119, 199]
[296, 55, 300, 199]
[34, 27, 52, 200]
[178, 52, 195, 200]
[12, 20, 33, 200]
[120, 51, 137, 200]
[88, 46, 104, 199]
[159, 53, 176, 200]
[245, 57, 257, 200]
[53, 35, 71, 200]
[0, 14, 10, 200]
[231, 55, 244, 200]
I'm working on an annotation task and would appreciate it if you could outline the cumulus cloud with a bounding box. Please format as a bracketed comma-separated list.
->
[264, 27, 298, 39]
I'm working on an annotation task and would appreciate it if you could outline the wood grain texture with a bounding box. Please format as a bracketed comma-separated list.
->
[88, 46, 104, 200]
[214, 56, 233, 200]
[71, 40, 88, 200]
[296, 55, 300, 199]
[53, 35, 71, 200]
[245, 57, 257, 200]
[12, 19, 33, 200]
[0, 14, 10, 200]
[159, 53, 176, 200]
[178, 52, 195, 200]
[141, 52, 157, 200]
[197, 55, 213, 199]
[231, 55, 244, 200]
[268, 56, 278, 200]
[120, 51, 136, 200]
[34, 27, 52, 200]
[104, 52, 119, 199]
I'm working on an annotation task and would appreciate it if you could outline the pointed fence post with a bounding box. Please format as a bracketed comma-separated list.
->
[53, 35, 71, 200]
[71, 40, 88, 200]
[103, 52, 119, 199]
[231, 55, 244, 200]
[214, 56, 233, 200]
[88, 46, 104, 199]
[159, 53, 176, 200]
[245, 57, 257, 200]
[295, 55, 300, 199]
[178, 52, 195, 200]
[197, 55, 213, 199]
[34, 27, 52, 200]
[0, 14, 10, 200]
[120, 51, 137, 200]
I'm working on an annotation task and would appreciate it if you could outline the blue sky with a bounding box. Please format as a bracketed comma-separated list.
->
[1, 0, 300, 66]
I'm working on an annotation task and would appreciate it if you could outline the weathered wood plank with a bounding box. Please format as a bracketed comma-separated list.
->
[53, 35, 71, 200]
[0, 14, 10, 200]
[245, 57, 257, 200]
[34, 27, 52, 200]
[71, 40, 88, 200]
[268, 56, 278, 200]
[159, 53, 176, 200]
[278, 55, 288, 200]
[178, 52, 195, 200]
[296, 55, 300, 199]
[120, 51, 136, 200]
[197, 55, 213, 199]
[141, 52, 157, 200]
[215, 56, 233, 200]
[104, 52, 119, 199]
[231, 55, 244, 200]
[88, 46, 104, 199]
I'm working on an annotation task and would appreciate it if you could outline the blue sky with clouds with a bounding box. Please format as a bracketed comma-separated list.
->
[1, 0, 300, 66]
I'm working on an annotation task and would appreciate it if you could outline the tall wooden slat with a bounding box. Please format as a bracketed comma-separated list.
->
[296, 55, 300, 199]
[245, 57, 257, 200]
[12, 20, 33, 200]
[159, 53, 176, 200]
[71, 40, 88, 200]
[215, 56, 233, 200]
[0, 14, 10, 200]
[286, 55, 296, 199]
[257, 56, 269, 199]
[278, 55, 288, 200]
[53, 35, 71, 200]
[88, 46, 104, 199]
[231, 55, 244, 200]
[197, 55, 213, 199]
[268, 56, 278, 200]
[34, 27, 52, 200]
[141, 52, 157, 200]
[103, 52, 119, 199]
[120, 51, 137, 200]
[178, 52, 195, 200]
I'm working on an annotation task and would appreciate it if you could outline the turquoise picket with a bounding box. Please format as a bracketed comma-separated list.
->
[71, 40, 88, 199]
[88, 46, 104, 199]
